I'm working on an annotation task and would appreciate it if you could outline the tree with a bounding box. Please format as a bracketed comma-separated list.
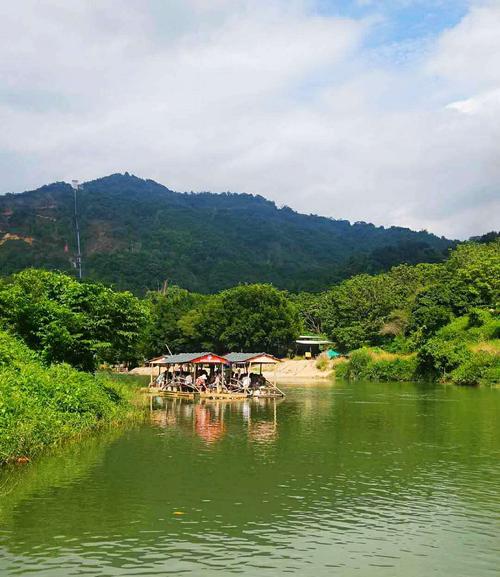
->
[0, 269, 147, 371]
[321, 266, 424, 351]
[141, 286, 207, 358]
[409, 240, 500, 339]
[290, 292, 324, 335]
[444, 240, 500, 312]
[190, 284, 301, 355]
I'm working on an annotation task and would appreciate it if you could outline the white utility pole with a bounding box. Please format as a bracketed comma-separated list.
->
[71, 180, 83, 279]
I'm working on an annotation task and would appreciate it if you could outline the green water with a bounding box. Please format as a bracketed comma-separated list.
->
[0, 381, 499, 576]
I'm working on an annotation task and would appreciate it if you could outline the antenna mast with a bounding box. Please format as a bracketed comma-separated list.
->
[71, 180, 83, 279]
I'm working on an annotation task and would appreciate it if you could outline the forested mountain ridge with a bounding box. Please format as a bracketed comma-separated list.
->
[0, 173, 456, 293]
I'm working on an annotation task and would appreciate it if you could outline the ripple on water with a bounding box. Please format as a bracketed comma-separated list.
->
[0, 382, 499, 576]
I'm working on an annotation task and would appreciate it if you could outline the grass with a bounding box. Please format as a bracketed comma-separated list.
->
[102, 372, 150, 388]
[0, 331, 145, 465]
[470, 340, 500, 355]
[315, 355, 330, 371]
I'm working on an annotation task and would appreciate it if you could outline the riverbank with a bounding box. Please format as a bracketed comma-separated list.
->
[335, 339, 499, 386]
[0, 331, 144, 466]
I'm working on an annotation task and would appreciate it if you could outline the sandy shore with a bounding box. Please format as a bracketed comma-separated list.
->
[262, 359, 333, 383]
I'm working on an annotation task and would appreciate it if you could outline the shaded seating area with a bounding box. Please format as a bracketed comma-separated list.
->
[148, 352, 285, 398]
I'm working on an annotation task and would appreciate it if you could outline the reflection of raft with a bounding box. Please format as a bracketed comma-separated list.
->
[157, 390, 196, 399]
[151, 395, 281, 447]
[199, 391, 248, 400]
[250, 389, 284, 399]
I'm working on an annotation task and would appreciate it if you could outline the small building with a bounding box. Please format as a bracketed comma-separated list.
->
[224, 352, 280, 370]
[295, 335, 334, 358]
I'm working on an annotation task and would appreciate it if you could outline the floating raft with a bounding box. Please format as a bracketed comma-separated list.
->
[147, 351, 285, 400]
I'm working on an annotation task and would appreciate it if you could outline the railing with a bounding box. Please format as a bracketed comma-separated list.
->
[151, 374, 285, 398]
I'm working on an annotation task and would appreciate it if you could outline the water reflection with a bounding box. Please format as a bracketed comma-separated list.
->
[0, 382, 498, 577]
[151, 396, 280, 445]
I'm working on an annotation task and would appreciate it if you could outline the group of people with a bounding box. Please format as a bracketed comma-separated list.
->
[155, 370, 193, 391]
[194, 370, 223, 392]
[154, 368, 270, 395]
[233, 371, 267, 391]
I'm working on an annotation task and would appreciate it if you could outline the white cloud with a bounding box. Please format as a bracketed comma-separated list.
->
[0, 0, 499, 239]
[447, 89, 500, 115]
[426, 2, 500, 91]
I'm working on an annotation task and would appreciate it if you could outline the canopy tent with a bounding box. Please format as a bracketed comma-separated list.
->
[148, 352, 229, 387]
[326, 349, 341, 359]
[295, 339, 333, 345]
[295, 335, 334, 358]
[224, 352, 281, 365]
[149, 352, 229, 366]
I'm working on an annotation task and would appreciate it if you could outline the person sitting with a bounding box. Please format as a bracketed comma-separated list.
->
[155, 371, 165, 388]
[196, 372, 208, 391]
[241, 373, 251, 391]
[213, 372, 223, 393]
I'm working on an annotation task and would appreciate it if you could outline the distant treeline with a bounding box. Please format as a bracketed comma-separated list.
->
[0, 239, 498, 385]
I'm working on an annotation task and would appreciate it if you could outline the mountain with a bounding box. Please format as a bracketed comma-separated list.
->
[0, 173, 456, 294]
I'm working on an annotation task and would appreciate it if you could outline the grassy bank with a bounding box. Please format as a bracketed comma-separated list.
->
[335, 310, 500, 385]
[0, 331, 143, 465]
[335, 349, 419, 382]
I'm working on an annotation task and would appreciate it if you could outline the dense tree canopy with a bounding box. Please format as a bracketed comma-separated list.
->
[0, 240, 497, 386]
[0, 269, 147, 371]
[192, 284, 302, 355]
[318, 264, 441, 351]
[0, 173, 455, 294]
[141, 286, 207, 359]
[142, 284, 301, 357]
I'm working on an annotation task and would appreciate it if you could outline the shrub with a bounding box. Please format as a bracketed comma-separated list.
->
[348, 348, 372, 378]
[334, 361, 350, 380]
[450, 352, 500, 386]
[384, 335, 412, 354]
[315, 355, 330, 371]
[334, 348, 417, 382]
[0, 330, 137, 464]
[369, 357, 418, 382]
[418, 337, 471, 378]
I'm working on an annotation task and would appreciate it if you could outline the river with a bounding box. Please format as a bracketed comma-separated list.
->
[0, 381, 498, 576]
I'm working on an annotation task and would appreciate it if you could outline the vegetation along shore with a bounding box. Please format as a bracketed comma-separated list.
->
[0, 237, 498, 464]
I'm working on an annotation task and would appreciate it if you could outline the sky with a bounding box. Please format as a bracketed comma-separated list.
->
[1, 0, 499, 239]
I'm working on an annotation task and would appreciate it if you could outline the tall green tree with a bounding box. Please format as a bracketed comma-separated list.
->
[409, 240, 500, 340]
[191, 284, 301, 355]
[0, 269, 147, 371]
[141, 285, 207, 358]
[320, 264, 439, 351]
[290, 292, 325, 335]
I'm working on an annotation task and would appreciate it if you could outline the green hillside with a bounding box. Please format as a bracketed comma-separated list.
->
[0, 173, 455, 294]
